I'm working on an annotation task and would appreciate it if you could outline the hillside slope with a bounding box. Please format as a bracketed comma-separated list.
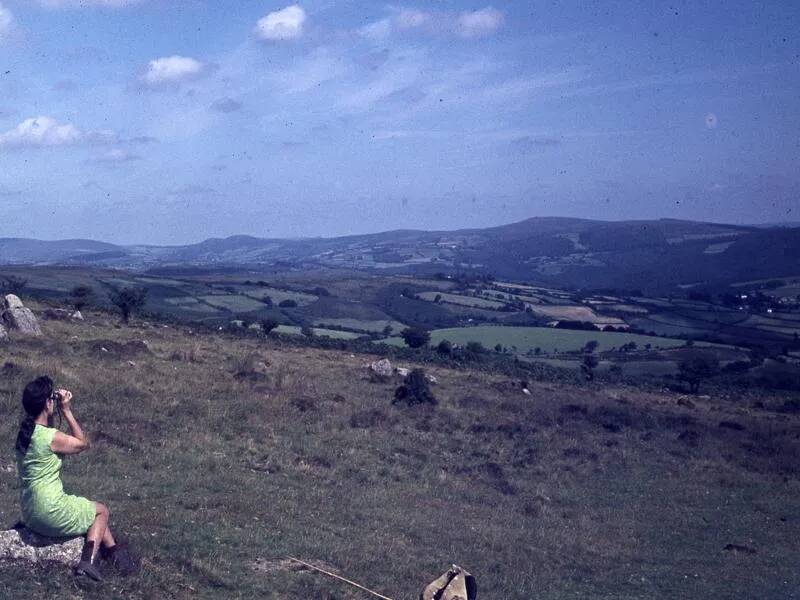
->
[2, 218, 799, 292]
[0, 303, 798, 598]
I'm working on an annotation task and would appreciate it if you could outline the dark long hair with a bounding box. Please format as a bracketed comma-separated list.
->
[15, 376, 54, 454]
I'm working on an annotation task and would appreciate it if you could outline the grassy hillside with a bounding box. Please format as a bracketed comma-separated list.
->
[0, 303, 799, 598]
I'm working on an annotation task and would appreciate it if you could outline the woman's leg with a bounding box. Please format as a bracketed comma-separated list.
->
[85, 502, 113, 561]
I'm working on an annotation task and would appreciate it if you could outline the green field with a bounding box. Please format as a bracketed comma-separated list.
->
[383, 326, 715, 353]
[235, 286, 318, 307]
[199, 294, 268, 312]
[274, 325, 364, 340]
[311, 318, 406, 333]
[418, 291, 506, 309]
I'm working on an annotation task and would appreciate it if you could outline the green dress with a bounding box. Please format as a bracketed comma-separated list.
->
[16, 424, 96, 537]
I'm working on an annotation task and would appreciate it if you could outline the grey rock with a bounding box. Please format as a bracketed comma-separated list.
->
[0, 526, 82, 567]
[3, 294, 24, 310]
[369, 358, 394, 379]
[0, 323, 7, 342]
[2, 307, 42, 336]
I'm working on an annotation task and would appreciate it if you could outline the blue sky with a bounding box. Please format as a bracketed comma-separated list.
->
[0, 1, 798, 244]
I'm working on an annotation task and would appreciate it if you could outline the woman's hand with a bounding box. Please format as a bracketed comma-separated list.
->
[57, 389, 73, 410]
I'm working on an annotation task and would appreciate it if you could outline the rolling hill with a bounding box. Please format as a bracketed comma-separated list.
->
[1, 218, 798, 293]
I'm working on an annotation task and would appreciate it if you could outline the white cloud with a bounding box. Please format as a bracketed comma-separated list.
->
[457, 7, 504, 38]
[255, 5, 306, 41]
[0, 116, 118, 149]
[141, 56, 207, 87]
[0, 2, 13, 38]
[0, 116, 83, 148]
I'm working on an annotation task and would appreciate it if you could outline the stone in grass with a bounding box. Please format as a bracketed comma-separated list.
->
[0, 525, 82, 567]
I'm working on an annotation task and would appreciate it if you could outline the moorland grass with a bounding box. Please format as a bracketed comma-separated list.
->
[0, 304, 798, 598]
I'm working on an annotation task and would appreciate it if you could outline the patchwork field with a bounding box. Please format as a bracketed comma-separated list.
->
[382, 326, 719, 354]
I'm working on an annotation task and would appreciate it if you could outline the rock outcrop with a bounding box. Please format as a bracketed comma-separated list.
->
[1, 295, 42, 337]
[42, 308, 84, 321]
[0, 323, 7, 342]
[0, 526, 82, 567]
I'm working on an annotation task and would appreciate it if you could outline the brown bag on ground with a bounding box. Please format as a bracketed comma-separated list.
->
[420, 564, 477, 600]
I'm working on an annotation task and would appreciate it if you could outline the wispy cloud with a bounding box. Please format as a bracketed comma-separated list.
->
[359, 6, 506, 40]
[91, 148, 141, 164]
[255, 5, 306, 41]
[0, 2, 13, 39]
[457, 7, 505, 38]
[38, 0, 145, 8]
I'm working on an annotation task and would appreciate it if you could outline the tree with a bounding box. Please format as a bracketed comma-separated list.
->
[261, 295, 273, 307]
[278, 299, 298, 308]
[494, 343, 503, 353]
[583, 340, 599, 353]
[677, 353, 720, 394]
[401, 327, 431, 349]
[300, 325, 315, 338]
[108, 287, 147, 324]
[382, 324, 393, 336]
[260, 318, 279, 335]
[581, 353, 599, 381]
[434, 294, 442, 304]
[69, 285, 94, 311]
[0, 275, 27, 295]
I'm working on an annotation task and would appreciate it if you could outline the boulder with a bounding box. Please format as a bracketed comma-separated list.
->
[369, 358, 394, 379]
[0, 526, 82, 567]
[0, 323, 7, 342]
[3, 294, 24, 310]
[396, 367, 411, 378]
[2, 307, 42, 336]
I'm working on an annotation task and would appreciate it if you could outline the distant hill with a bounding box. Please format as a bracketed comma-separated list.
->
[1, 217, 799, 292]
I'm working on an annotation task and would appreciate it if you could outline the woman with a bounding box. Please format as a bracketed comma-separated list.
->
[15, 376, 136, 581]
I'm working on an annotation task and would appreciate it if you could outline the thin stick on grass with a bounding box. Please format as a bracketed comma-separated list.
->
[286, 556, 395, 600]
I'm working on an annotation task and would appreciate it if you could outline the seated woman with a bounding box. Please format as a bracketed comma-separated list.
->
[15, 376, 136, 581]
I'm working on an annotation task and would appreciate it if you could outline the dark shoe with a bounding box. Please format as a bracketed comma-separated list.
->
[75, 559, 103, 581]
[103, 542, 139, 577]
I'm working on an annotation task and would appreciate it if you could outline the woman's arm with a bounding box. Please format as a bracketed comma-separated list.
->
[50, 390, 90, 455]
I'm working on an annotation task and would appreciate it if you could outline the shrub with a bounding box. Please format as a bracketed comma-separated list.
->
[69, 285, 94, 311]
[0, 275, 27, 294]
[393, 369, 437, 406]
[581, 353, 599, 381]
[108, 286, 148, 324]
[260, 319, 279, 335]
[300, 325, 315, 338]
[278, 299, 298, 308]
[436, 339, 453, 355]
[261, 295, 273, 307]
[464, 341, 486, 357]
[401, 327, 431, 349]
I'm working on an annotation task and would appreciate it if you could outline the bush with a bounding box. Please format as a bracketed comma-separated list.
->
[300, 325, 315, 338]
[436, 339, 453, 355]
[401, 327, 431, 349]
[260, 319, 279, 335]
[261, 295, 273, 307]
[108, 286, 148, 324]
[393, 369, 437, 406]
[278, 299, 298, 308]
[0, 275, 27, 295]
[69, 285, 94, 311]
